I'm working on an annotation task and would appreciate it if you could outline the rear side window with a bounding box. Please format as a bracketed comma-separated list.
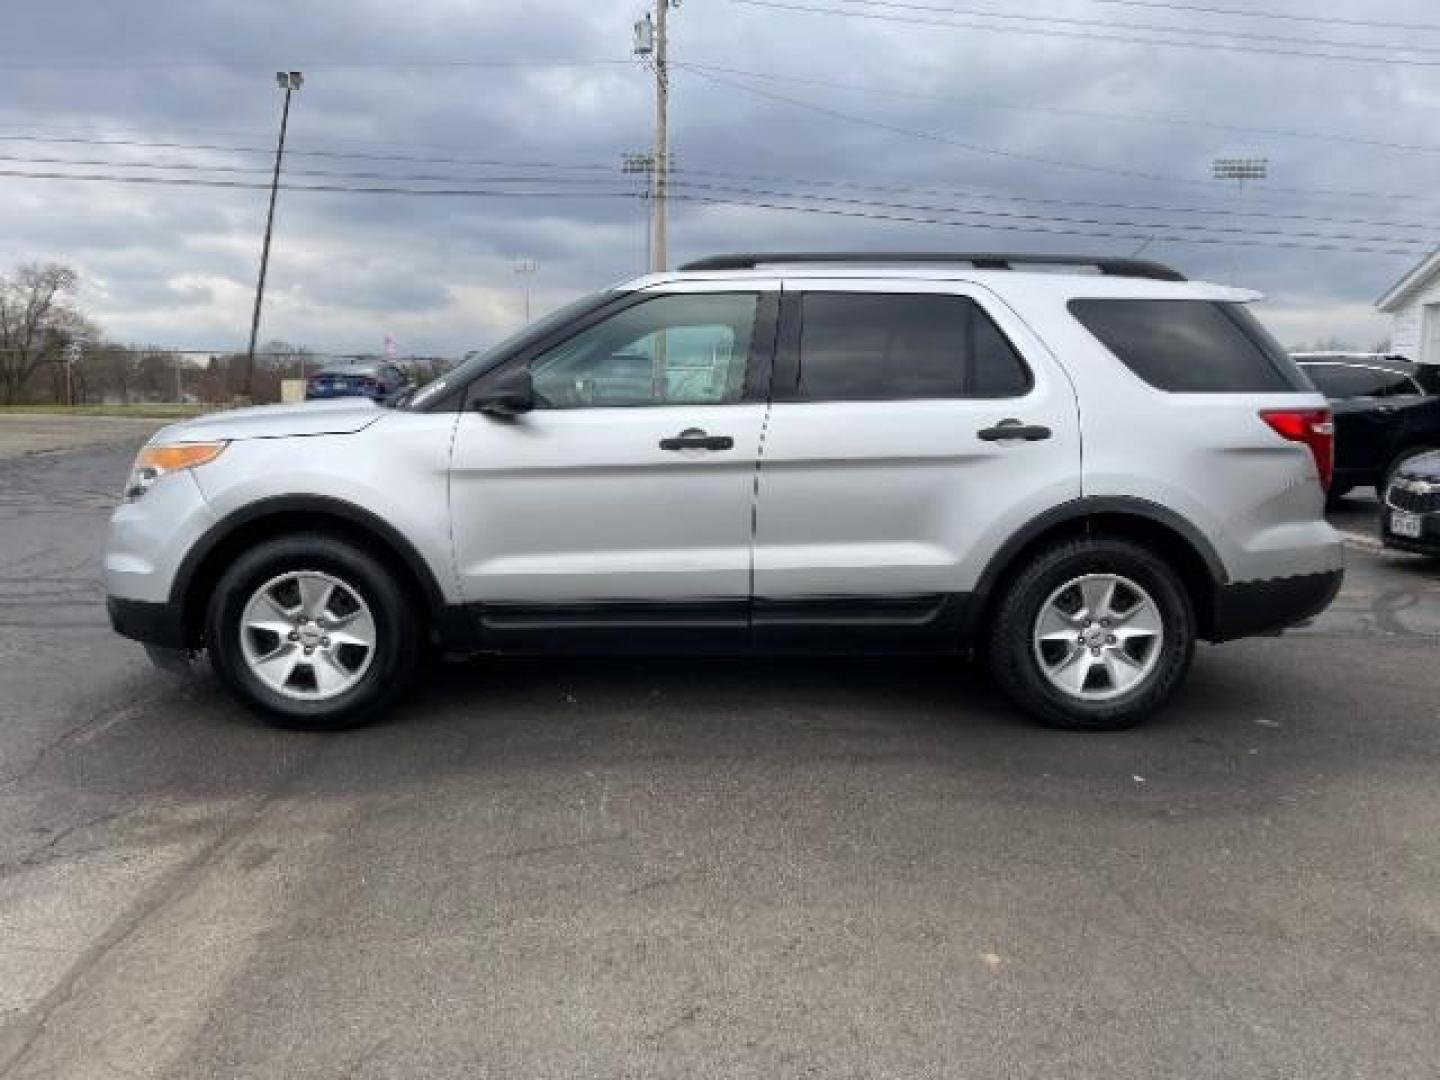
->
[1069, 299, 1311, 393]
[794, 293, 1031, 401]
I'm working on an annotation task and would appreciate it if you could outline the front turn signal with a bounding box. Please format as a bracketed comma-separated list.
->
[124, 441, 227, 501]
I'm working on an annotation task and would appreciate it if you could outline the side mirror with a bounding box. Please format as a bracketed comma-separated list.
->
[472, 369, 535, 417]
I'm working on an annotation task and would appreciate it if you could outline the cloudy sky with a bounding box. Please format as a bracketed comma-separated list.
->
[2, 0, 1438, 356]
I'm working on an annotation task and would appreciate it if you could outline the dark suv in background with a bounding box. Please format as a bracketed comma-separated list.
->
[1294, 354, 1440, 499]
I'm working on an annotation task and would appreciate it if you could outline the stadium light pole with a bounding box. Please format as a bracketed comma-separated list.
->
[244, 71, 303, 397]
[1212, 157, 1267, 285]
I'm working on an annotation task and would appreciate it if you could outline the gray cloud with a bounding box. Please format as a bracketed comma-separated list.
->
[1, 0, 1436, 353]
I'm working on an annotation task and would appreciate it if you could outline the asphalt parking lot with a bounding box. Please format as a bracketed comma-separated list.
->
[1, 432, 1438, 1079]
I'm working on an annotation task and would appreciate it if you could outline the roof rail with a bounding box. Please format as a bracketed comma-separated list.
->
[677, 252, 1187, 282]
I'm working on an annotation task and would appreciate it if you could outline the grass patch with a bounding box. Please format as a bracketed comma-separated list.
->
[0, 403, 220, 420]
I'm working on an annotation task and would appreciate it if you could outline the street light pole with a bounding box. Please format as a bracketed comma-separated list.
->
[244, 71, 303, 397]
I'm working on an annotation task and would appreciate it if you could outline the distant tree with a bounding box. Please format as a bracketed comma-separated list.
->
[1287, 335, 1357, 354]
[0, 263, 93, 404]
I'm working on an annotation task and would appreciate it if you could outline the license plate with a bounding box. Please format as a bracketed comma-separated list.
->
[1391, 510, 1423, 539]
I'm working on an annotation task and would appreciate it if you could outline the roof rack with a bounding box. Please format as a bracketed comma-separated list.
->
[677, 252, 1187, 282]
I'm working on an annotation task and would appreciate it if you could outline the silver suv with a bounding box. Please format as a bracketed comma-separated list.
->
[105, 253, 1343, 731]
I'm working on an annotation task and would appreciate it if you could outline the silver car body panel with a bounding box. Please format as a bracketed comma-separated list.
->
[105, 264, 1341, 629]
[755, 276, 1082, 598]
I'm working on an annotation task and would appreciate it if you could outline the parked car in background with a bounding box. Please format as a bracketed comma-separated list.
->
[305, 362, 412, 402]
[1381, 449, 1440, 556]
[1293, 354, 1440, 499]
[107, 252, 1342, 733]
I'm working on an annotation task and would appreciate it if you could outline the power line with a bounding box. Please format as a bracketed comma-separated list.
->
[7, 116, 1438, 220]
[1085, 0, 1440, 34]
[675, 63, 1440, 206]
[682, 60, 1440, 157]
[2, 136, 1434, 232]
[0, 151, 616, 187]
[678, 191, 1427, 256]
[673, 178, 1432, 248]
[0, 167, 639, 198]
[825, 0, 1433, 54]
[0, 133, 619, 173]
[1, 144, 1433, 233]
[679, 169, 1433, 229]
[727, 0, 1440, 66]
[0, 163, 1429, 256]
[0, 57, 635, 72]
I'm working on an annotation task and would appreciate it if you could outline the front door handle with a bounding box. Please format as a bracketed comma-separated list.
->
[660, 428, 734, 451]
[978, 419, 1053, 442]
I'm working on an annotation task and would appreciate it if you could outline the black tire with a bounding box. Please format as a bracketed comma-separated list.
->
[204, 533, 421, 730]
[987, 537, 1196, 731]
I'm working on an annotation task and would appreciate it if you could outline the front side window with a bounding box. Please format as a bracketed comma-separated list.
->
[528, 293, 757, 408]
[793, 293, 1030, 401]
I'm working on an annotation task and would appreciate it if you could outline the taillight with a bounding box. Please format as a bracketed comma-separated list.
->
[1260, 408, 1334, 491]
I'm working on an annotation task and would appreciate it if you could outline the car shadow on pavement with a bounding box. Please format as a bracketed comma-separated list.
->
[31, 630, 1422, 821]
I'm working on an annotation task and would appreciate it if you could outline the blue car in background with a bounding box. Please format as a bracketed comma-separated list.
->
[305, 362, 412, 402]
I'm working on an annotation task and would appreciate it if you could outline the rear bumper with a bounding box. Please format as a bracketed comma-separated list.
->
[1209, 569, 1343, 642]
[107, 596, 188, 649]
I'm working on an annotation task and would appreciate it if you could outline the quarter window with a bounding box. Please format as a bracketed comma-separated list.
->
[528, 293, 757, 408]
[1069, 299, 1309, 393]
[793, 293, 1031, 401]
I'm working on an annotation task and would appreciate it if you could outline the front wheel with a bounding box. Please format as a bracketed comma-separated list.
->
[205, 534, 421, 730]
[988, 538, 1196, 730]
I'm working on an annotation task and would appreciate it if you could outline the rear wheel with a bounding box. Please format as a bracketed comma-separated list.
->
[205, 534, 421, 730]
[988, 537, 1196, 730]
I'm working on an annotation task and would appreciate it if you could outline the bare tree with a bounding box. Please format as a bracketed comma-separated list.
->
[0, 263, 91, 405]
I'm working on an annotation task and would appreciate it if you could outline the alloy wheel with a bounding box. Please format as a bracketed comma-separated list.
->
[238, 570, 376, 701]
[1031, 573, 1164, 701]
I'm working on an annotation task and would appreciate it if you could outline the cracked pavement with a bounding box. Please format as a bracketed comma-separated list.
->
[0, 434, 1438, 1078]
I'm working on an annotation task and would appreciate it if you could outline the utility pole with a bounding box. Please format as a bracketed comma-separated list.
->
[634, 2, 677, 272]
[244, 71, 303, 397]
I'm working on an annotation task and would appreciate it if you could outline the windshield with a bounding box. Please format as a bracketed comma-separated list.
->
[405, 289, 616, 410]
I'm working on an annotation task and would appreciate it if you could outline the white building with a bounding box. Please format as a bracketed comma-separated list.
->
[1376, 249, 1440, 364]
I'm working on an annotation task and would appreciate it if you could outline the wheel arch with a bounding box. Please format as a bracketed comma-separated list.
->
[172, 495, 450, 649]
[969, 498, 1228, 642]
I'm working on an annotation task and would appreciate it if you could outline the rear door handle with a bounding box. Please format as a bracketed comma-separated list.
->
[659, 428, 734, 451]
[978, 419, 1052, 442]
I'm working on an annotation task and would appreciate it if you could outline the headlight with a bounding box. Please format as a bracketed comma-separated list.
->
[124, 441, 227, 501]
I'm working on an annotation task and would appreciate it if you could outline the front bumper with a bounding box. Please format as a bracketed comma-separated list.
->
[104, 470, 218, 604]
[1210, 568, 1343, 642]
[1380, 504, 1440, 556]
[107, 596, 188, 648]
